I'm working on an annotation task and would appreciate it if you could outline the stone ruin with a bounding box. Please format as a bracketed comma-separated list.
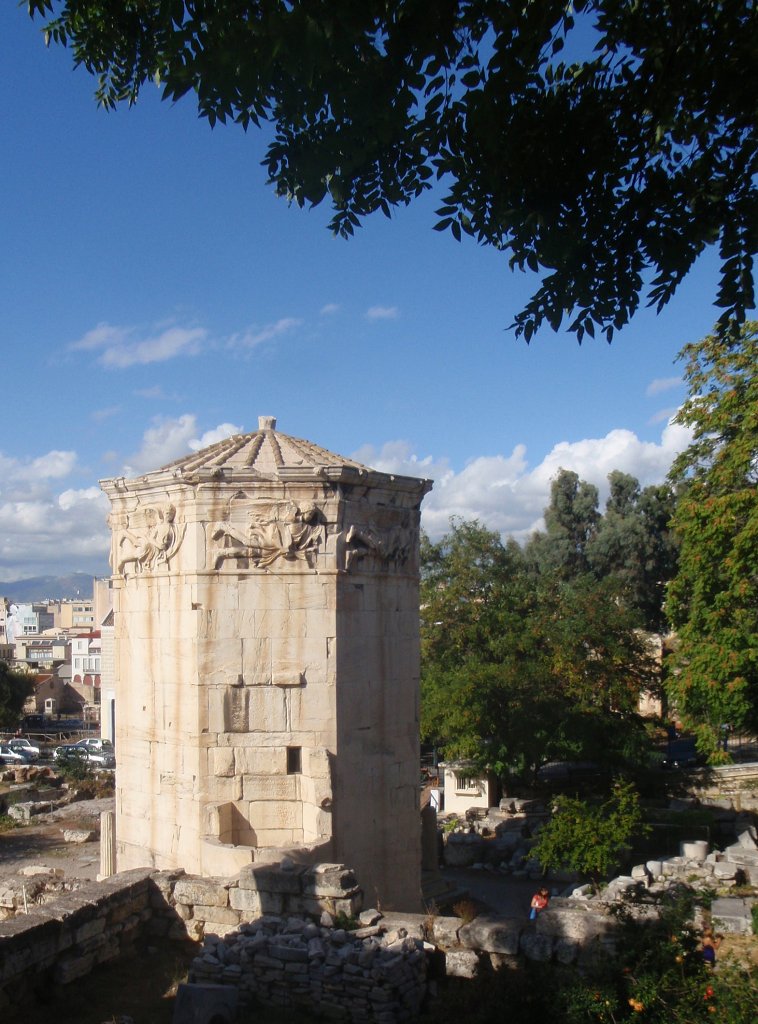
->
[100, 416, 431, 910]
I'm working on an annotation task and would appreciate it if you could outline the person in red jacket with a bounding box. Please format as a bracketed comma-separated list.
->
[529, 887, 550, 920]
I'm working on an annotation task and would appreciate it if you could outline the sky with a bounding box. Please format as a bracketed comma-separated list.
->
[0, 7, 742, 581]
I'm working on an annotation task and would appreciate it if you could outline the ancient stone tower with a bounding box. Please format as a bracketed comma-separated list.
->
[100, 417, 431, 909]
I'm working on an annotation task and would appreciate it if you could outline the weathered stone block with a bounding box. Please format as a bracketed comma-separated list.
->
[174, 878, 230, 909]
[211, 746, 236, 778]
[520, 931, 555, 961]
[238, 863, 306, 894]
[241, 636, 273, 686]
[242, 775, 299, 802]
[535, 905, 616, 943]
[458, 916, 522, 956]
[444, 949, 479, 978]
[193, 905, 241, 927]
[229, 887, 262, 915]
[711, 897, 755, 934]
[246, 800, 302, 831]
[235, 747, 287, 776]
[430, 917, 461, 949]
[302, 865, 357, 898]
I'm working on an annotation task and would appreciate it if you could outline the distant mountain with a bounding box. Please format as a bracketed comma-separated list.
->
[0, 573, 99, 602]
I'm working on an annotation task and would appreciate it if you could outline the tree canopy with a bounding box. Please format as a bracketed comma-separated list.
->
[531, 779, 648, 889]
[420, 519, 656, 781]
[527, 468, 679, 631]
[666, 323, 758, 756]
[0, 661, 34, 729]
[27, 1, 758, 342]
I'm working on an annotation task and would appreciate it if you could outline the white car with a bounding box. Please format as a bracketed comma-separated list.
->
[0, 743, 31, 765]
[7, 737, 41, 761]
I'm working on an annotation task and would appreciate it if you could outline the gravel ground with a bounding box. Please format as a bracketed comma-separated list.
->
[0, 797, 113, 881]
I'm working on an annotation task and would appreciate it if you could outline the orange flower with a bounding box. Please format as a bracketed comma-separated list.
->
[628, 998, 645, 1012]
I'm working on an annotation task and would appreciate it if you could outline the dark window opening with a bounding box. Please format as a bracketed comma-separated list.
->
[287, 746, 302, 774]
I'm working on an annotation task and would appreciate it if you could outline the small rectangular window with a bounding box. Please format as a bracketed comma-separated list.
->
[454, 773, 479, 794]
[286, 746, 302, 774]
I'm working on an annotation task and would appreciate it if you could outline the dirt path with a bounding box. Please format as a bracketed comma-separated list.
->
[0, 797, 112, 882]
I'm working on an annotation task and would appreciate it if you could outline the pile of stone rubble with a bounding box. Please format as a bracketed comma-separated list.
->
[189, 908, 428, 1023]
[566, 824, 758, 936]
[0, 867, 82, 919]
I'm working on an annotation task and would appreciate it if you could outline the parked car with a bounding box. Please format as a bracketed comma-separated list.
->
[53, 739, 115, 769]
[0, 743, 32, 765]
[7, 737, 41, 761]
[86, 748, 116, 769]
[73, 738, 114, 757]
[53, 744, 90, 765]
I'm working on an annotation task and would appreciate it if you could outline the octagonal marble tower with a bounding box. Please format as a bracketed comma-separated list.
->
[101, 417, 432, 909]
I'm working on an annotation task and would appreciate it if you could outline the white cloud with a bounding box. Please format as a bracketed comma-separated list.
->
[122, 414, 199, 476]
[365, 305, 399, 320]
[122, 415, 242, 476]
[14, 450, 78, 482]
[70, 321, 206, 368]
[189, 423, 243, 451]
[354, 419, 693, 543]
[320, 303, 339, 316]
[57, 486, 107, 512]
[229, 318, 303, 348]
[646, 376, 682, 396]
[71, 322, 131, 352]
[0, 454, 109, 580]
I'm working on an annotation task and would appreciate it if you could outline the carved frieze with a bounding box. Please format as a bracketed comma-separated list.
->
[211, 497, 325, 571]
[113, 503, 186, 576]
[343, 521, 414, 572]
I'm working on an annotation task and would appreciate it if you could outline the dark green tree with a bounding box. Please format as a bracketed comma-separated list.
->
[27, 1, 758, 341]
[586, 471, 679, 632]
[421, 520, 655, 781]
[526, 469, 600, 578]
[666, 323, 758, 759]
[0, 661, 34, 730]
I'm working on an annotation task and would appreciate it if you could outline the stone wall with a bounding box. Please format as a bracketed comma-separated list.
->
[0, 869, 155, 1009]
[3, 847, 754, 1019]
[190, 912, 428, 1022]
[0, 859, 363, 1014]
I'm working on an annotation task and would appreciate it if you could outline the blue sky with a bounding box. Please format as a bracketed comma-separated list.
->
[0, 6, 741, 580]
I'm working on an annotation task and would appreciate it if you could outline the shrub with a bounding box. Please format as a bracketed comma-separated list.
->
[531, 779, 649, 890]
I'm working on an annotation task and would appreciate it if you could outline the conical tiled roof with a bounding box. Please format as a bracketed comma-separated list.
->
[152, 416, 375, 483]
